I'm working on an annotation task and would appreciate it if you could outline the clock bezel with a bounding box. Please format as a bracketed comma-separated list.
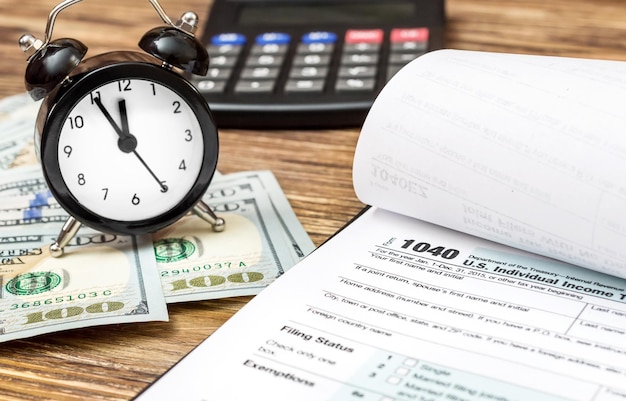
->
[40, 60, 219, 235]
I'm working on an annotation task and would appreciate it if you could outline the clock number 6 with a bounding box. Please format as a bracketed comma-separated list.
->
[132, 194, 140, 205]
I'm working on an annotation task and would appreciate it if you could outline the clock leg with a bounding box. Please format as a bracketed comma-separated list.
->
[192, 200, 226, 232]
[50, 216, 82, 258]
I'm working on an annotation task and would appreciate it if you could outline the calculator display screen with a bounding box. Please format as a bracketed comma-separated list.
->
[237, 2, 418, 25]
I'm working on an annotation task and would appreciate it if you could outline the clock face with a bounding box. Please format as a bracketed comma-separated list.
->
[41, 62, 218, 234]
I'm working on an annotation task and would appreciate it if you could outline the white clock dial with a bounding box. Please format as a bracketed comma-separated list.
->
[57, 78, 204, 222]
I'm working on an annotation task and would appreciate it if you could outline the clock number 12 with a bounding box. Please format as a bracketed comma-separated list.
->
[117, 79, 132, 92]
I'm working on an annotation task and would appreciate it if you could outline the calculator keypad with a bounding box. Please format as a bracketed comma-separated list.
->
[195, 27, 429, 96]
[286, 32, 335, 93]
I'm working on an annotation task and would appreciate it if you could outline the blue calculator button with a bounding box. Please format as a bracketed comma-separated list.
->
[211, 33, 247, 46]
[256, 32, 291, 45]
[302, 31, 337, 44]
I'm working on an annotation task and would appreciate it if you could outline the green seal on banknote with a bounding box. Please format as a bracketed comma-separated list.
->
[5, 271, 62, 295]
[154, 238, 196, 263]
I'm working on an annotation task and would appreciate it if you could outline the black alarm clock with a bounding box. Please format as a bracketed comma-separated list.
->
[19, 0, 225, 257]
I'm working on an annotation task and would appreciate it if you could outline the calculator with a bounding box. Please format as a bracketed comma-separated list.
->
[193, 0, 445, 128]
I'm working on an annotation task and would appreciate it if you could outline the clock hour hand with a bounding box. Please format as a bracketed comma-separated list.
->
[93, 97, 137, 153]
[93, 97, 168, 193]
[117, 99, 138, 153]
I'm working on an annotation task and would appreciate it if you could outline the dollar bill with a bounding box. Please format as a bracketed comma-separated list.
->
[0, 164, 169, 342]
[154, 173, 314, 303]
[0, 224, 168, 343]
[226, 170, 315, 263]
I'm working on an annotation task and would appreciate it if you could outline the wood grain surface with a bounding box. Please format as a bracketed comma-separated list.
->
[1, 0, 625, 399]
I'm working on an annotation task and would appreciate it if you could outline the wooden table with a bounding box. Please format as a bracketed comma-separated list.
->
[0, 0, 625, 399]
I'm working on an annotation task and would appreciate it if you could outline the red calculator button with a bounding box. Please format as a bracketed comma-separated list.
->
[390, 28, 429, 43]
[345, 29, 384, 44]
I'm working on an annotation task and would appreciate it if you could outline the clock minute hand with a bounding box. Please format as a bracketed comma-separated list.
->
[131, 151, 169, 193]
[93, 97, 168, 193]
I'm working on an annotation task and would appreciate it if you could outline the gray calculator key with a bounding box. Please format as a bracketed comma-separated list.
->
[335, 78, 376, 92]
[338, 65, 377, 78]
[250, 43, 288, 55]
[343, 43, 380, 53]
[241, 67, 280, 79]
[389, 53, 422, 64]
[245, 54, 285, 67]
[285, 79, 325, 93]
[289, 66, 328, 79]
[340, 53, 379, 66]
[296, 43, 334, 54]
[196, 80, 227, 93]
[210, 55, 238, 67]
[206, 67, 231, 80]
[293, 54, 331, 66]
[234, 80, 275, 93]
[391, 41, 428, 52]
[208, 44, 243, 56]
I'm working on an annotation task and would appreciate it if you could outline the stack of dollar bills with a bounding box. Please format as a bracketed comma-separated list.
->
[0, 93, 315, 342]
